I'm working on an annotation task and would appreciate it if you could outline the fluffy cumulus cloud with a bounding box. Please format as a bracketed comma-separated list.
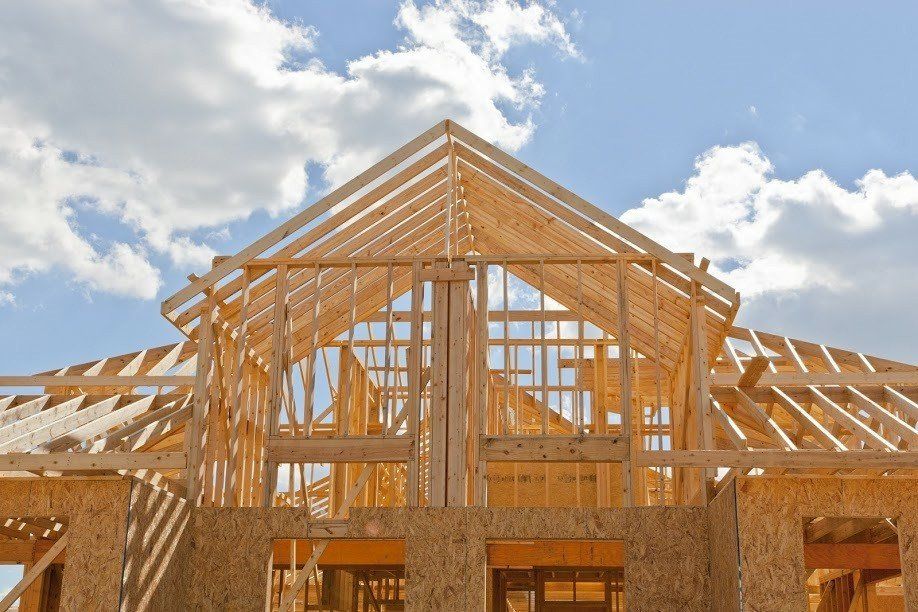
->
[0, 0, 578, 300]
[621, 143, 918, 360]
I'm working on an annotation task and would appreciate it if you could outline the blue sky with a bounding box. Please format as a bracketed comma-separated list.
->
[0, 0, 916, 374]
[0, 0, 917, 598]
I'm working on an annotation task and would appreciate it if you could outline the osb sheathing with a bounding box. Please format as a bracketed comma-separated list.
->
[486, 462, 600, 507]
[186, 507, 403, 610]
[186, 506, 710, 611]
[735, 477, 918, 611]
[121, 480, 191, 610]
[707, 478, 740, 610]
[0, 478, 131, 611]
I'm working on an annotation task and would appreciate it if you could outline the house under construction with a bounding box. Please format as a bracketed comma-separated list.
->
[0, 120, 915, 611]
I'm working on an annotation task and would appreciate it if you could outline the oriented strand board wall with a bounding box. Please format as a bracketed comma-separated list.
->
[120, 480, 191, 610]
[707, 478, 740, 610]
[486, 462, 600, 506]
[735, 477, 918, 611]
[402, 507, 710, 610]
[184, 507, 406, 609]
[0, 478, 131, 611]
[186, 506, 710, 610]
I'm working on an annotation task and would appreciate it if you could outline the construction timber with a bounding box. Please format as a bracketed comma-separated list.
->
[0, 120, 915, 610]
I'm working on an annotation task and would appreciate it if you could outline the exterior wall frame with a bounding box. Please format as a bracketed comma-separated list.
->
[734, 476, 918, 611]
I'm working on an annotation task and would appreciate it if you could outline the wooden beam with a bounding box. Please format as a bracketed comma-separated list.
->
[185, 300, 213, 503]
[617, 260, 635, 506]
[809, 386, 897, 451]
[480, 435, 628, 462]
[804, 543, 901, 570]
[736, 356, 769, 388]
[405, 262, 424, 507]
[417, 267, 475, 282]
[0, 452, 186, 472]
[636, 450, 918, 469]
[445, 262, 469, 507]
[0, 376, 193, 387]
[272, 540, 405, 568]
[265, 437, 414, 464]
[711, 399, 749, 450]
[474, 261, 489, 505]
[487, 540, 624, 568]
[428, 263, 449, 507]
[713, 371, 918, 387]
[0, 540, 62, 565]
[847, 386, 918, 446]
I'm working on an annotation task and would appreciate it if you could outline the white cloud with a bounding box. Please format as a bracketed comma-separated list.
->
[0, 0, 576, 300]
[621, 143, 918, 361]
[0, 126, 162, 299]
[401, 0, 581, 61]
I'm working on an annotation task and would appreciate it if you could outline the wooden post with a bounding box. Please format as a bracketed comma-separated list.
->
[446, 261, 470, 506]
[303, 263, 324, 437]
[227, 268, 251, 506]
[406, 263, 424, 506]
[576, 260, 585, 433]
[185, 296, 214, 505]
[593, 341, 610, 507]
[691, 283, 715, 502]
[429, 261, 449, 507]
[340, 263, 358, 436]
[263, 265, 288, 508]
[651, 260, 666, 506]
[617, 261, 634, 507]
[502, 260, 510, 434]
[539, 260, 549, 435]
[474, 262, 489, 505]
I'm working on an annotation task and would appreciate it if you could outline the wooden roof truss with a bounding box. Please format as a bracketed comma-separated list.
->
[0, 120, 915, 526]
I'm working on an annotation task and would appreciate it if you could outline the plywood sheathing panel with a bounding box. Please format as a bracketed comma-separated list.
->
[405, 507, 710, 610]
[0, 478, 131, 611]
[707, 478, 741, 610]
[404, 508, 476, 610]
[735, 477, 918, 611]
[183, 507, 407, 609]
[397, 506, 712, 609]
[182, 506, 709, 610]
[121, 480, 191, 610]
[485, 462, 603, 507]
[189, 508, 278, 610]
